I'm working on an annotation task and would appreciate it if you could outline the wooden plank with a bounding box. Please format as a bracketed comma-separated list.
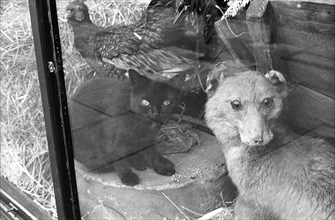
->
[269, 1, 335, 98]
[215, 19, 245, 66]
[279, 105, 324, 135]
[270, 1, 335, 36]
[214, 15, 255, 69]
[272, 53, 334, 99]
[245, 0, 335, 131]
[271, 0, 335, 6]
[246, 0, 273, 72]
[284, 59, 334, 99]
[286, 85, 335, 127]
[276, 31, 335, 63]
[273, 29, 335, 98]
[214, 19, 255, 68]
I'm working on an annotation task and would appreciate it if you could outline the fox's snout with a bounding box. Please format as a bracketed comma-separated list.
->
[240, 126, 274, 146]
[238, 109, 274, 146]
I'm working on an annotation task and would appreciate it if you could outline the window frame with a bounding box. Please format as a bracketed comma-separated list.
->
[27, 0, 81, 219]
[0, 176, 53, 220]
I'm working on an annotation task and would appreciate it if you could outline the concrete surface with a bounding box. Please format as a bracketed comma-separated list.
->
[75, 130, 237, 220]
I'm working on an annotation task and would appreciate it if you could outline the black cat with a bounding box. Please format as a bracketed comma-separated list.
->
[69, 69, 186, 186]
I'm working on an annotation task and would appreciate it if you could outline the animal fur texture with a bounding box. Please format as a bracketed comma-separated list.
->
[69, 69, 185, 186]
[205, 69, 335, 219]
[66, 0, 195, 80]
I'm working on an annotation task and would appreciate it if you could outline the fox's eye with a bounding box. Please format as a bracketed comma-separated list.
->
[163, 100, 170, 106]
[230, 100, 242, 110]
[262, 98, 273, 108]
[141, 100, 150, 106]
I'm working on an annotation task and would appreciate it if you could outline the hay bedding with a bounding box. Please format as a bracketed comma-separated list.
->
[0, 0, 56, 217]
[0, 0, 147, 218]
[0, 0, 236, 219]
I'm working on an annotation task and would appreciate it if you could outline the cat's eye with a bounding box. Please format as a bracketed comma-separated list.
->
[262, 98, 273, 108]
[163, 100, 170, 106]
[230, 100, 242, 110]
[141, 100, 150, 106]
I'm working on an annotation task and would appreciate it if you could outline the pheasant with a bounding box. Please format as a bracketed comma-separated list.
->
[66, 0, 199, 82]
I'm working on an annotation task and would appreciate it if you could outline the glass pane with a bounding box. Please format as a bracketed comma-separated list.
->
[1, 0, 56, 218]
[58, 0, 236, 219]
[58, 0, 334, 219]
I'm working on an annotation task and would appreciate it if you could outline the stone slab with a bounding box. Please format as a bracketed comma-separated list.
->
[75, 130, 237, 219]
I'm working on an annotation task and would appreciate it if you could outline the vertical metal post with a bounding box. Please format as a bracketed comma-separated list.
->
[28, 0, 81, 219]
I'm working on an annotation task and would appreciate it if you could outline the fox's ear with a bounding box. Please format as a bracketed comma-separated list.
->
[265, 70, 286, 85]
[205, 63, 228, 97]
[265, 70, 288, 97]
[205, 78, 219, 98]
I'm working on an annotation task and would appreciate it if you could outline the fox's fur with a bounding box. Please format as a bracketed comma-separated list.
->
[205, 70, 335, 219]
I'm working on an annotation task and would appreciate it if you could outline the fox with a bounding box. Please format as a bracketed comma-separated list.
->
[205, 69, 335, 219]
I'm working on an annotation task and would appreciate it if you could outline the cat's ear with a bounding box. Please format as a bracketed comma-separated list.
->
[168, 72, 186, 89]
[129, 69, 150, 90]
[265, 70, 288, 98]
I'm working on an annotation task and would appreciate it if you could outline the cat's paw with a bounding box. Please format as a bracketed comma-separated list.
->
[153, 156, 176, 176]
[132, 162, 147, 171]
[128, 154, 147, 171]
[120, 172, 140, 186]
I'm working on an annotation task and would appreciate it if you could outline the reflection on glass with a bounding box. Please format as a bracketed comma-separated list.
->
[69, 69, 185, 186]
[62, 0, 234, 219]
[1, 0, 56, 218]
[62, 0, 334, 219]
[2, 0, 333, 219]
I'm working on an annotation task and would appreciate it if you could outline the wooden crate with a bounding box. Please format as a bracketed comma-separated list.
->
[245, 0, 335, 136]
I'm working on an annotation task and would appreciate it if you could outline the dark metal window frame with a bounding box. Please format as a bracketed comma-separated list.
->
[22, 0, 81, 219]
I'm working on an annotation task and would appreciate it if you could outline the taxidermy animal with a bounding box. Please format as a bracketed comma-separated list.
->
[205, 69, 335, 219]
[69, 69, 186, 186]
[66, 0, 195, 81]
